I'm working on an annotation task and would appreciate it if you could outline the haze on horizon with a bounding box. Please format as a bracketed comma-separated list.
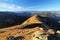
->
[0, 0, 60, 11]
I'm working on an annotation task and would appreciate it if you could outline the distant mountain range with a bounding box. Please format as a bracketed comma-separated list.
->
[0, 11, 32, 28]
[0, 11, 60, 29]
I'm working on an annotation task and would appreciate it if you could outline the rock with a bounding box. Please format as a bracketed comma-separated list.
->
[32, 30, 48, 40]
[7, 36, 14, 40]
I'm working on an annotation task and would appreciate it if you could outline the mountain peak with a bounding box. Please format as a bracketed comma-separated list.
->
[21, 15, 42, 26]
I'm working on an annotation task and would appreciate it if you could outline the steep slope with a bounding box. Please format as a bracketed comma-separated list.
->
[0, 15, 55, 40]
[21, 15, 42, 26]
[0, 15, 42, 32]
[0, 12, 31, 28]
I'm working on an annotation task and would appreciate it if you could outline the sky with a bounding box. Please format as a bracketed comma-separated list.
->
[0, 0, 60, 11]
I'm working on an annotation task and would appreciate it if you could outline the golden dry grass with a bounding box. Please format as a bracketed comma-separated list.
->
[0, 15, 42, 32]
[0, 27, 40, 40]
[0, 15, 55, 40]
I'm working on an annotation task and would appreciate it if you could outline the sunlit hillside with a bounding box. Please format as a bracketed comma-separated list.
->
[0, 14, 59, 40]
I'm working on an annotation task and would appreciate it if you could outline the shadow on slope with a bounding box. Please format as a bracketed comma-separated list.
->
[22, 23, 41, 29]
[0, 12, 31, 28]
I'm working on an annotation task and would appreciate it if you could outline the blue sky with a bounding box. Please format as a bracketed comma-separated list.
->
[0, 0, 60, 11]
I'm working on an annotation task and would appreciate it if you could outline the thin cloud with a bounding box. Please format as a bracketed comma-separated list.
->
[0, 3, 40, 11]
[0, 3, 25, 11]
